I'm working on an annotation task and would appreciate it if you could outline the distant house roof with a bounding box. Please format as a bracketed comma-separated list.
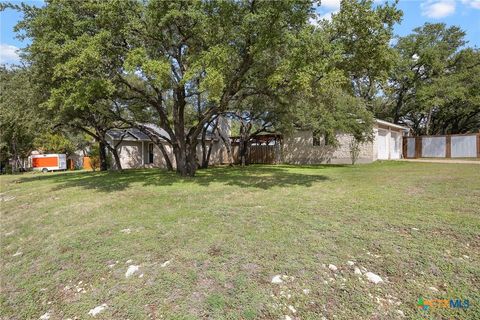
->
[107, 123, 219, 142]
[375, 119, 409, 131]
[139, 123, 217, 141]
[140, 123, 171, 140]
[106, 128, 151, 141]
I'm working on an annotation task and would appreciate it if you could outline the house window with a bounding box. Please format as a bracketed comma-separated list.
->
[313, 132, 333, 146]
[148, 143, 154, 163]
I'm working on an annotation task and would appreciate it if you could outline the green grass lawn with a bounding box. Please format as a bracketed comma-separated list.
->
[1, 162, 479, 320]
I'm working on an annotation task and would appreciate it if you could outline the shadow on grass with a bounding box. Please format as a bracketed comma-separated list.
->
[16, 165, 332, 192]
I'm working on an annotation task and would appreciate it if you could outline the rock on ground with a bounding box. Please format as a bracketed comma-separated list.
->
[88, 304, 108, 317]
[160, 260, 171, 268]
[347, 261, 355, 266]
[271, 275, 283, 284]
[39, 312, 51, 320]
[1, 195, 16, 202]
[125, 265, 140, 278]
[365, 272, 383, 284]
[354, 267, 362, 275]
[328, 264, 338, 272]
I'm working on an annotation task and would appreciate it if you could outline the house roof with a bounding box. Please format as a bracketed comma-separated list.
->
[106, 128, 151, 141]
[107, 123, 218, 142]
[140, 123, 171, 140]
[375, 119, 409, 131]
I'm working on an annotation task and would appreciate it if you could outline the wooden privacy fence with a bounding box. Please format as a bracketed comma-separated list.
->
[248, 145, 277, 164]
[231, 145, 281, 164]
[230, 134, 283, 164]
[403, 133, 480, 159]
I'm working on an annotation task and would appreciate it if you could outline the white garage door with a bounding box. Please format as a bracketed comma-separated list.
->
[390, 132, 401, 159]
[377, 130, 388, 160]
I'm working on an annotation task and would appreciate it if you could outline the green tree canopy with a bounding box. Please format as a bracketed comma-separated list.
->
[383, 23, 475, 135]
[0, 66, 43, 170]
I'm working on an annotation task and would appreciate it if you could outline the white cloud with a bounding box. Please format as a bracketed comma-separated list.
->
[321, 0, 341, 10]
[309, 16, 320, 27]
[0, 44, 20, 64]
[421, 0, 456, 18]
[320, 10, 339, 22]
[461, 0, 480, 9]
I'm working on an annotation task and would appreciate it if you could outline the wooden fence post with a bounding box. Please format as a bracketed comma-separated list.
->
[446, 135, 451, 158]
[402, 137, 407, 158]
[415, 136, 422, 158]
[477, 133, 480, 159]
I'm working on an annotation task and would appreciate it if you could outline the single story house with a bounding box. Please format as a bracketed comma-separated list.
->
[106, 119, 408, 169]
[105, 125, 230, 170]
[283, 119, 409, 164]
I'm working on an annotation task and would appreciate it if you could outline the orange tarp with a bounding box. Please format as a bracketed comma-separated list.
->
[83, 156, 92, 170]
[32, 157, 58, 167]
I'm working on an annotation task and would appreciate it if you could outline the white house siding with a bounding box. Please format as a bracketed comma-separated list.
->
[282, 131, 374, 165]
[108, 139, 229, 170]
[116, 140, 144, 169]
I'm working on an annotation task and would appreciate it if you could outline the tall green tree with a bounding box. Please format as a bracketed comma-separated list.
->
[330, 0, 402, 106]
[385, 23, 467, 134]
[416, 48, 480, 134]
[11, 0, 127, 171]
[0, 66, 42, 171]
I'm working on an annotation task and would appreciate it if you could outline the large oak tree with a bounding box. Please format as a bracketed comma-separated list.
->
[16, 0, 317, 176]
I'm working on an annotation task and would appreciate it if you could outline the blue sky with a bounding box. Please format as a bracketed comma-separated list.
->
[1, 0, 479, 64]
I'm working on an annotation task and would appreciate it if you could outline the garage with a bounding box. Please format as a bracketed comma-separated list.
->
[375, 120, 407, 160]
[377, 129, 389, 160]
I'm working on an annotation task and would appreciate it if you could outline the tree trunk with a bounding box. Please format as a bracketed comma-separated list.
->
[238, 121, 252, 166]
[425, 107, 434, 135]
[218, 131, 234, 166]
[200, 117, 218, 169]
[186, 142, 197, 175]
[173, 142, 198, 176]
[201, 125, 208, 169]
[157, 142, 173, 171]
[172, 142, 197, 176]
[111, 147, 122, 171]
[99, 141, 108, 171]
[239, 139, 252, 166]
[205, 141, 213, 168]
[393, 89, 404, 124]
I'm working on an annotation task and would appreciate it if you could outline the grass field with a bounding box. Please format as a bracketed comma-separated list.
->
[1, 162, 479, 320]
